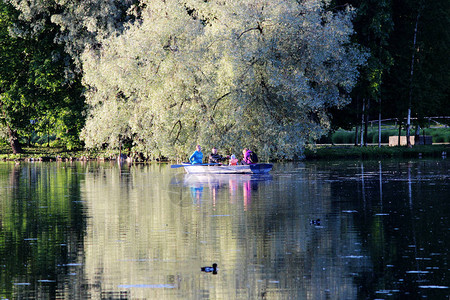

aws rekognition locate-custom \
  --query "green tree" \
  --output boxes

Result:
[0,1,84,153]
[330,0,394,146]
[7,0,140,69]
[384,0,450,144]
[81,0,367,159]
[331,0,450,146]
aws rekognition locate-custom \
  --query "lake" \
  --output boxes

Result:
[0,159,448,299]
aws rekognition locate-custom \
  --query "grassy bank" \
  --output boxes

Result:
[0,145,129,162]
[322,127,450,144]
[304,145,449,160]
[1,144,449,162]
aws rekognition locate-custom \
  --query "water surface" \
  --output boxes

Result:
[0,159,448,299]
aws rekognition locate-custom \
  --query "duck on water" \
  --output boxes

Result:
[201,263,218,274]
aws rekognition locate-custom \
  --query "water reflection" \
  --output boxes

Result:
[0,162,87,299]
[170,173,272,211]
[0,160,448,299]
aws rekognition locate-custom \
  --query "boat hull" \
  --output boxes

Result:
[183,163,272,174]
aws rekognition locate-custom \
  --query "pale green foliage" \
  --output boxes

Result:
[7,0,138,70]
[0,124,8,141]
[81,0,367,159]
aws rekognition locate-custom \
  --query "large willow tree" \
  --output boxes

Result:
[81,0,366,159]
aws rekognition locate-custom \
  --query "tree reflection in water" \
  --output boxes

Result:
[0,162,87,299]
[1,161,448,299]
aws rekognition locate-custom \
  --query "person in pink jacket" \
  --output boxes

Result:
[242,148,258,165]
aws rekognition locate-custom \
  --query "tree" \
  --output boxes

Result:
[81,0,367,159]
[329,0,449,147]
[382,0,450,145]
[2,0,140,152]
[0,1,84,153]
[330,0,393,147]
[7,0,140,69]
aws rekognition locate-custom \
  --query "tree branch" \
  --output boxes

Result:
[237,23,263,39]
[213,92,231,111]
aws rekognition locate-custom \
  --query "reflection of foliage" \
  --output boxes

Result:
[0,163,86,298]
[327,161,450,299]
[81,164,366,298]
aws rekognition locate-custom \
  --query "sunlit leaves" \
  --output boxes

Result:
[81,0,366,159]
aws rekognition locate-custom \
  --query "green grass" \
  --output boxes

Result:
[304,145,449,160]
[324,127,450,144]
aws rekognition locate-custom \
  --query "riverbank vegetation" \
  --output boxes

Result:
[304,144,449,160]
[322,126,450,145]
[1,142,448,162]
[1,0,449,160]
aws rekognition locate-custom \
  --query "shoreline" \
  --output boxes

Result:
[1,144,448,162]
[304,144,449,160]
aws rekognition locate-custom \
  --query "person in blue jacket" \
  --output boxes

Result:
[189,145,203,164]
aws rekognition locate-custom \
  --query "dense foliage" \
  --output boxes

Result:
[0,1,85,153]
[330,0,450,145]
[80,0,366,159]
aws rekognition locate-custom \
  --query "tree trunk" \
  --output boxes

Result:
[378,111,382,147]
[415,125,420,145]
[398,122,402,146]
[406,108,412,147]
[8,126,23,154]
[355,96,360,146]
[407,7,422,148]
[360,98,365,147]
[364,98,369,146]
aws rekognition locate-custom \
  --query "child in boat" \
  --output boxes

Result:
[229,154,238,166]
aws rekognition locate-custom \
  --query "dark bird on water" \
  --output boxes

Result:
[310,219,321,226]
[201,263,218,274]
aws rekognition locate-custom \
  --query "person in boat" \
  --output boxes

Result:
[189,145,203,164]
[208,147,228,164]
[242,148,258,165]
[229,154,238,166]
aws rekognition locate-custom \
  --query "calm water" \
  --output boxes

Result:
[0,159,448,299]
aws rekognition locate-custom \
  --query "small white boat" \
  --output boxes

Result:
[179,163,273,174]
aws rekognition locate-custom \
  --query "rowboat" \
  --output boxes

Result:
[173,163,273,174]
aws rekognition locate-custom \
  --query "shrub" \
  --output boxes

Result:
[331,131,346,144]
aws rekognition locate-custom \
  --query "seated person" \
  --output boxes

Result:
[229,154,238,166]
[189,145,203,164]
[242,148,258,165]
[208,147,227,164]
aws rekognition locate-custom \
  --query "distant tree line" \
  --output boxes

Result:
[329,0,450,147]
[0,0,448,157]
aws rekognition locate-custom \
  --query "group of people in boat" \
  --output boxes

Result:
[189,145,258,165]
